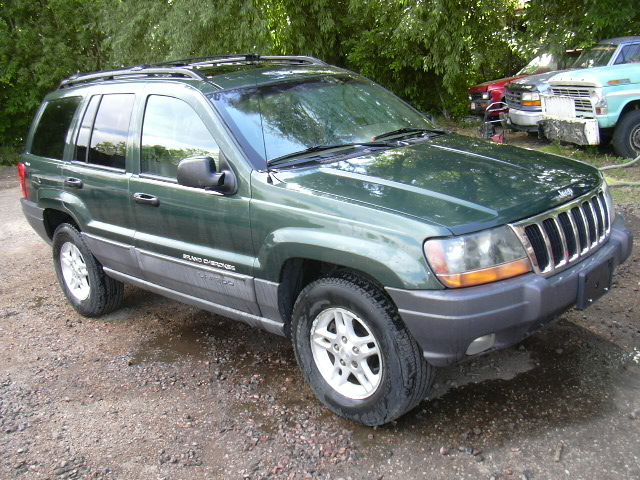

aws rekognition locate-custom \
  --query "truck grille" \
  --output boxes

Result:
[546,86,595,118]
[510,188,611,276]
[505,90,522,108]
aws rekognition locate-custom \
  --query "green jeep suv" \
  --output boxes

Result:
[19,55,633,426]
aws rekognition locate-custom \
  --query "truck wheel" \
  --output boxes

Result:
[291,274,434,426]
[52,223,124,317]
[612,110,640,159]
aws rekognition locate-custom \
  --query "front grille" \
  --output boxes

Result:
[510,188,611,275]
[547,86,595,117]
[505,90,522,108]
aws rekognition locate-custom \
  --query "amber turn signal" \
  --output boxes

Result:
[522,100,541,107]
[436,258,532,288]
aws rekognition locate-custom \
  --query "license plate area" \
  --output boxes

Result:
[577,259,613,310]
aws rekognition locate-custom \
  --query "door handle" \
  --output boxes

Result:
[64,177,83,189]
[133,192,160,207]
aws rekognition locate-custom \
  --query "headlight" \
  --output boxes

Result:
[521,92,540,101]
[424,226,531,288]
[481,92,490,100]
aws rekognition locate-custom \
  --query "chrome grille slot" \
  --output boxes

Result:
[571,207,588,251]
[582,201,597,245]
[510,188,611,276]
[557,212,577,258]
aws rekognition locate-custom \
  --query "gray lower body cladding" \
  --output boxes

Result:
[21,199,51,244]
[387,216,633,367]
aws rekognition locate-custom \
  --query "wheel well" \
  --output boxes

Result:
[620,100,640,117]
[43,209,79,239]
[277,258,388,337]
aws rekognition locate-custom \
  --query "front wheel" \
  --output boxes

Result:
[612,110,640,159]
[291,274,434,426]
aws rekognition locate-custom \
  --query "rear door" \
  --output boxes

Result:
[63,90,140,276]
[128,85,258,314]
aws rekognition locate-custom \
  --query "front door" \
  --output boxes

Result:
[129,92,258,314]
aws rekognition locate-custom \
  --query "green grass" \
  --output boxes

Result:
[0,146,21,166]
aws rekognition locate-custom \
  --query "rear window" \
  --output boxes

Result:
[87,94,135,170]
[30,97,81,159]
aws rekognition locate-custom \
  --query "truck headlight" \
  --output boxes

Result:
[521,92,540,101]
[482,92,490,100]
[521,92,541,106]
[424,226,531,288]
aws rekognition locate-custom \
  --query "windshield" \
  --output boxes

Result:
[210,75,434,165]
[571,44,617,69]
[517,53,558,75]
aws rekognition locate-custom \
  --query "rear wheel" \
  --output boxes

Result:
[291,274,434,426]
[612,110,640,159]
[52,223,124,317]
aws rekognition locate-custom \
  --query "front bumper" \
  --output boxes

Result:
[507,108,543,131]
[387,216,633,367]
[542,117,600,145]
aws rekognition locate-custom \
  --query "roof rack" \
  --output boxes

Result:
[155,54,327,68]
[58,54,327,89]
[58,66,207,89]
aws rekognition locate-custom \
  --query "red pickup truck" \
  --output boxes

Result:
[469,53,565,117]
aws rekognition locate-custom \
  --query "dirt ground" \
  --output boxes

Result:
[1,165,639,480]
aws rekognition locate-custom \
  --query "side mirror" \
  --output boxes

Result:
[176,156,237,194]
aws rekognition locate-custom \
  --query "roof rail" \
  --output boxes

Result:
[155,54,327,68]
[58,66,207,89]
[58,54,328,89]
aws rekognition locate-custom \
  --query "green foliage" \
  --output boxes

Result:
[0,0,107,146]
[1,0,639,146]
[0,146,20,165]
[521,0,640,57]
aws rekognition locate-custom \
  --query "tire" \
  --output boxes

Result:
[612,110,640,159]
[291,273,434,426]
[52,223,124,317]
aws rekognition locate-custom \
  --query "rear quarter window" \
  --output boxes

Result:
[30,96,82,159]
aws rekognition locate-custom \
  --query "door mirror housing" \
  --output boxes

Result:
[176,156,237,194]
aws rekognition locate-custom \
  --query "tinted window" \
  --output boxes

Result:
[74,95,100,162]
[141,95,219,178]
[88,94,135,169]
[615,43,640,64]
[31,97,81,159]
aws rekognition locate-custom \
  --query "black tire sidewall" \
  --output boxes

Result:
[613,110,640,159]
[292,279,413,422]
[52,224,105,316]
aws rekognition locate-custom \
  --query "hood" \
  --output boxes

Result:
[548,63,640,87]
[508,70,568,91]
[272,134,602,235]
[469,75,527,93]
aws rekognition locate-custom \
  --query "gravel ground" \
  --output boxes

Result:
[1,166,639,479]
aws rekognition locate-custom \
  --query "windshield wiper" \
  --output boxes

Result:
[372,127,445,141]
[267,142,390,167]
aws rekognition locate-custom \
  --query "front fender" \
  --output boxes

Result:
[256,227,443,290]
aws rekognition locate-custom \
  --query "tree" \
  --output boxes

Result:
[0,0,107,146]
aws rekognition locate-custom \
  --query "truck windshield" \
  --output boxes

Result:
[209,75,434,165]
[517,53,558,75]
[571,44,617,69]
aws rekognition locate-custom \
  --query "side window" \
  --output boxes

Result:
[30,96,81,159]
[616,44,640,64]
[88,94,135,169]
[141,95,220,179]
[74,95,101,162]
